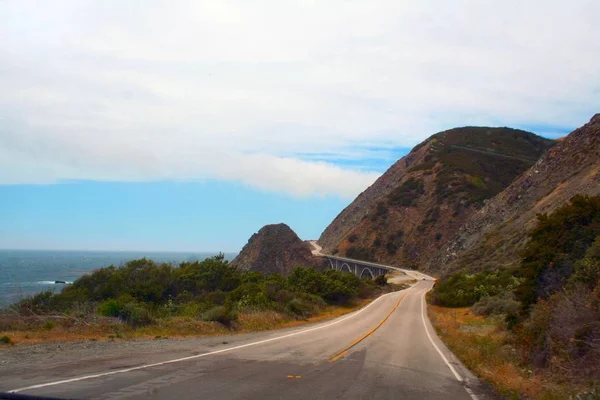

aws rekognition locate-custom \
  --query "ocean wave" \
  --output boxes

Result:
[36,280,73,285]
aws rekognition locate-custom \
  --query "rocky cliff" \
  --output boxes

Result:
[318,127,554,269]
[231,223,325,275]
[429,114,600,274]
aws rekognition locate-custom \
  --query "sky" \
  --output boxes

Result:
[1,1,599,252]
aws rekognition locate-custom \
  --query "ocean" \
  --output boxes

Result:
[0,250,237,307]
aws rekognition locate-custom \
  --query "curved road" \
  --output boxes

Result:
[2,281,485,399]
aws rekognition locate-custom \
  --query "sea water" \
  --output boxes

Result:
[0,250,236,307]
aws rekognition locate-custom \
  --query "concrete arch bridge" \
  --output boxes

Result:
[309,241,432,280]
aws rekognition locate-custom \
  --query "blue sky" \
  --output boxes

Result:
[1,1,599,251]
[0,181,354,252]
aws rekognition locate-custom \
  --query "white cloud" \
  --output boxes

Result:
[1,0,599,198]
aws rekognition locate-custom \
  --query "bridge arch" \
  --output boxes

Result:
[360,268,375,279]
[341,263,352,273]
[327,258,335,270]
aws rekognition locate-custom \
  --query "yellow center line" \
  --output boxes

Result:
[329,292,408,362]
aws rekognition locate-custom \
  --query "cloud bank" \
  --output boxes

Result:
[1,0,599,198]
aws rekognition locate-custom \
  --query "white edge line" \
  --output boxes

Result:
[465,387,480,400]
[420,291,480,400]
[10,287,415,393]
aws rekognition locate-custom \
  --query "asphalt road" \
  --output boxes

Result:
[2,281,485,399]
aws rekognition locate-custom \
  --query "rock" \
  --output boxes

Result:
[231,223,325,276]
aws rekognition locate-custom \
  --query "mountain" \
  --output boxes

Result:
[429,114,600,274]
[231,223,325,275]
[318,127,555,270]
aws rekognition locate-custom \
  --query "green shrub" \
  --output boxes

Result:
[387,178,424,207]
[228,282,272,311]
[287,298,318,317]
[515,195,600,312]
[42,321,56,331]
[120,302,154,327]
[345,245,375,261]
[0,335,13,345]
[287,267,362,305]
[371,202,389,222]
[7,253,391,332]
[176,302,202,318]
[98,299,121,317]
[12,290,56,315]
[202,306,238,326]
[569,237,600,290]
[432,270,523,307]
[471,292,520,317]
[374,275,387,286]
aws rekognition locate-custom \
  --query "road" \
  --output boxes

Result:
[1,281,485,400]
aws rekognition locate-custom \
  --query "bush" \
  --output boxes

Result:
[7,253,392,333]
[569,237,600,290]
[517,283,600,376]
[286,267,364,305]
[176,302,202,318]
[374,275,387,286]
[42,321,56,331]
[386,241,398,254]
[98,299,121,317]
[387,178,424,207]
[287,298,318,318]
[432,270,523,307]
[202,306,238,326]
[471,292,520,317]
[228,282,272,311]
[12,290,56,315]
[515,195,600,312]
[345,245,375,261]
[120,302,154,327]
[0,335,13,345]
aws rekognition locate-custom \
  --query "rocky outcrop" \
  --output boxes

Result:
[318,127,554,270]
[231,223,325,275]
[429,114,600,274]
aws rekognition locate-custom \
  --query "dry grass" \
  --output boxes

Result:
[427,305,591,399]
[0,300,371,347]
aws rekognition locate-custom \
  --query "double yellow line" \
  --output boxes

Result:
[329,292,408,362]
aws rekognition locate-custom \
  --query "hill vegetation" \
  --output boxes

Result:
[2,255,400,342]
[432,195,600,392]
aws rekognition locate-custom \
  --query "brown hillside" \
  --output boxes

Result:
[430,114,600,274]
[231,223,325,275]
[318,127,554,270]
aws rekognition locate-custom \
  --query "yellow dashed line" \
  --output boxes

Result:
[329,293,408,362]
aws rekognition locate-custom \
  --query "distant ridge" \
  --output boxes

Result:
[431,113,600,274]
[318,126,554,272]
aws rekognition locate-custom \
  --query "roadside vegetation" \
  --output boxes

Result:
[431,195,600,399]
[0,257,405,344]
